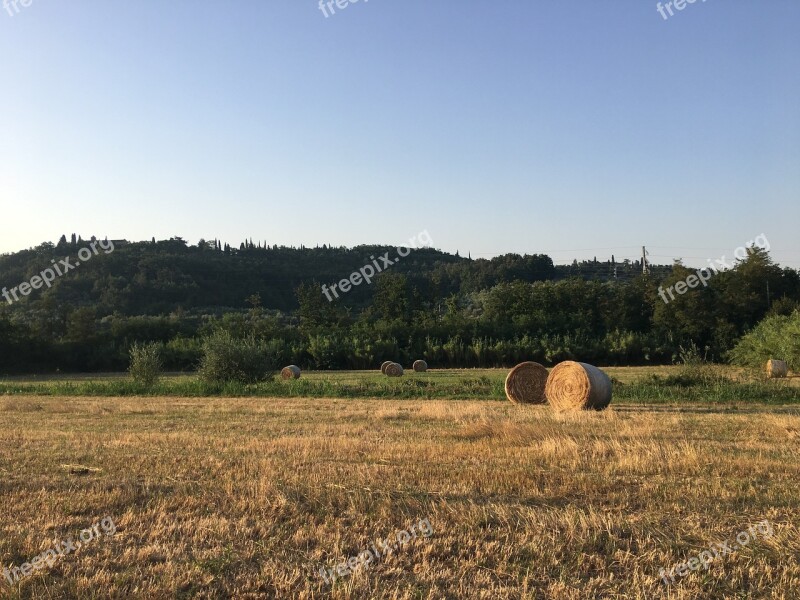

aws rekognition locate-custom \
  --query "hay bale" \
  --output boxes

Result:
[385,362,404,377]
[380,360,394,374]
[545,361,612,412]
[766,359,788,379]
[504,361,548,404]
[280,365,301,380]
[413,360,428,372]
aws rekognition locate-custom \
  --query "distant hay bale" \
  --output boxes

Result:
[766,359,788,379]
[504,361,548,404]
[385,362,404,377]
[380,361,394,374]
[545,361,612,412]
[280,365,301,380]
[413,360,428,372]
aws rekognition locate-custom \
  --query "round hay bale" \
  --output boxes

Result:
[385,362,404,377]
[545,361,612,412]
[504,361,548,404]
[766,359,788,379]
[413,360,428,372]
[280,365,301,380]
[380,360,393,374]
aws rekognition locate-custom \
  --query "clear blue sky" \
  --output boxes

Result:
[1,0,798,268]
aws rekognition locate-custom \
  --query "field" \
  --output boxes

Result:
[2,366,799,403]
[1,368,800,598]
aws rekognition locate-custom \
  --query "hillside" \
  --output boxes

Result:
[0,236,796,374]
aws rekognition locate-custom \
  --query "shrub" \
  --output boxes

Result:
[198,330,276,384]
[128,342,163,387]
[662,342,723,386]
[729,310,800,372]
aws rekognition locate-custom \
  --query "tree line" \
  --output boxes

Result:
[0,236,796,373]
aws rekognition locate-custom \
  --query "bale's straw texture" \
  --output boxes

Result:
[380,361,393,375]
[413,360,428,372]
[385,362,404,377]
[766,359,788,378]
[504,361,548,404]
[280,365,301,380]
[545,361,612,412]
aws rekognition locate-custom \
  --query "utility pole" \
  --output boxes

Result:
[642,246,649,275]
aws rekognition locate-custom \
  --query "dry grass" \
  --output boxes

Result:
[504,362,548,405]
[281,366,302,380]
[1,396,799,598]
[384,364,404,378]
[767,360,789,379]
[545,362,612,412]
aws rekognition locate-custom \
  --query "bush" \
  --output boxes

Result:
[128,342,163,387]
[662,342,724,386]
[198,330,276,384]
[728,310,800,372]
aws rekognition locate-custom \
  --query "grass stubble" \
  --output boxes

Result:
[1,393,799,598]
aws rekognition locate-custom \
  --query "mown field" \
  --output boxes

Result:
[1,368,799,598]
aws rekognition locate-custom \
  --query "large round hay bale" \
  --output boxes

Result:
[504,361,548,404]
[545,361,612,412]
[413,360,428,372]
[385,362,404,377]
[281,365,301,380]
[380,361,393,374]
[766,359,788,379]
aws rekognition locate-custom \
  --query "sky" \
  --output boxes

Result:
[0,0,798,269]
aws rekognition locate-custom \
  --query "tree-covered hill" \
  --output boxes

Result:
[0,235,655,315]
[0,235,796,373]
